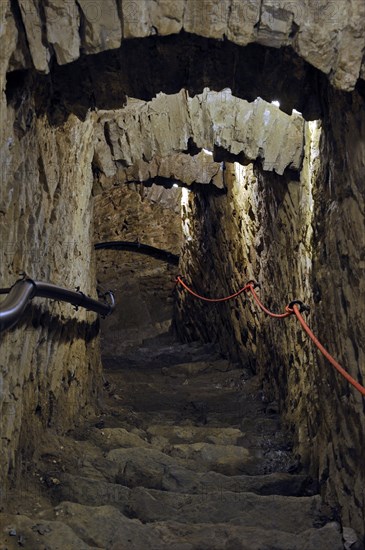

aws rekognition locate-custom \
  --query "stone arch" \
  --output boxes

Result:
[92,88,304,188]
[1,1,365,540]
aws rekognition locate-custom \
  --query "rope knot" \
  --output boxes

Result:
[246,280,260,289]
[287,300,310,314]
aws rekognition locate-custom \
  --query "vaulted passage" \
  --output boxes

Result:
[1,2,365,548]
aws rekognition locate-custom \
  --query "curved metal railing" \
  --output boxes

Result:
[94,241,180,265]
[0,278,115,333]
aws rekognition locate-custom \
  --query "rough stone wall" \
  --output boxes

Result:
[175,149,315,372]
[0,69,100,492]
[94,184,182,353]
[176,105,365,538]
[309,85,365,537]
[8,0,365,92]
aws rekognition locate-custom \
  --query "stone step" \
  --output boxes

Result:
[159,467,316,497]
[48,502,175,549]
[53,467,314,505]
[105,446,300,489]
[152,520,344,550]
[106,444,267,482]
[51,474,130,512]
[147,424,245,446]
[6,339,345,550]
[103,342,220,372]
[2,506,343,550]
[110,379,262,417]
[164,442,262,475]
[126,487,330,532]
[160,358,236,377]
[0,513,94,550]
[88,426,152,452]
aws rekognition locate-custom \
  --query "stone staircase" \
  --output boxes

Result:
[0,341,345,549]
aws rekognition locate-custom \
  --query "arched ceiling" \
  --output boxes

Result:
[7,0,365,92]
[3,1,364,126]
[93,89,304,185]
[94,148,225,189]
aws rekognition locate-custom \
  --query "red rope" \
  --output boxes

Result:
[176,276,365,397]
[291,305,365,396]
[246,284,292,319]
[176,276,250,303]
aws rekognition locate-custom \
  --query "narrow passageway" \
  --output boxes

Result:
[0,241,345,549]
[1,3,365,548]
[0,327,344,549]
[6,238,356,550]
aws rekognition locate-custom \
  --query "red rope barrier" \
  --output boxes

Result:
[291,305,365,397]
[176,276,365,397]
[246,284,292,319]
[176,276,250,303]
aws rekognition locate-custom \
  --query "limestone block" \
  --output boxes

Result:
[159,152,222,186]
[123,152,221,186]
[183,0,229,39]
[77,0,122,54]
[45,0,80,65]
[149,0,184,35]
[119,0,152,38]
[330,24,365,91]
[120,0,184,38]
[227,0,260,46]
[147,90,191,157]
[292,0,362,88]
[18,0,51,73]
[256,2,294,47]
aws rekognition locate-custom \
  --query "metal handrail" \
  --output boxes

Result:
[94,241,180,265]
[0,278,115,333]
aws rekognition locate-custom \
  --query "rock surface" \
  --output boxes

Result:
[0,338,345,549]
[6,0,365,91]
[95,90,304,176]
[0,75,101,495]
[175,101,365,540]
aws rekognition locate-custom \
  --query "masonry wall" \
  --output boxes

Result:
[176,101,365,538]
[0,81,101,492]
[309,84,365,535]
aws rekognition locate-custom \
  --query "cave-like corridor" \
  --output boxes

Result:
[0,2,365,549]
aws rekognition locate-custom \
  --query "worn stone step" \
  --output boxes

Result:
[8,337,343,550]
[107,447,201,487]
[127,487,330,531]
[161,358,237,377]
[152,520,344,550]
[106,444,266,482]
[103,342,220,372]
[0,513,94,550]
[165,442,261,475]
[50,502,175,549]
[111,381,261,418]
[52,467,313,514]
[147,424,245,446]
[51,473,130,512]
[160,467,316,497]
[88,426,152,452]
